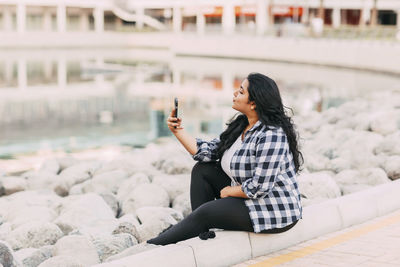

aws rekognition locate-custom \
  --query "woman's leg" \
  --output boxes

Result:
[190,162,232,211]
[146,196,253,245]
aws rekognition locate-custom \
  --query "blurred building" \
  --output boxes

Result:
[0,0,399,35]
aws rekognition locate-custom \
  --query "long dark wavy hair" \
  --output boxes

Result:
[216,72,303,173]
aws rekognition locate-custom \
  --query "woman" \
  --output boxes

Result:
[147,72,303,245]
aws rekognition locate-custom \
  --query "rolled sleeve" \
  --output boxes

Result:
[241,132,285,199]
[192,138,220,162]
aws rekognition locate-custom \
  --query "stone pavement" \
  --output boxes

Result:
[234,209,400,267]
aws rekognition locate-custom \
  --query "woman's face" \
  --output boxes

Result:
[232,79,253,113]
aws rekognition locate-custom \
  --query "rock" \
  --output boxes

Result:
[0,177,27,195]
[369,110,400,135]
[56,156,79,171]
[151,145,195,175]
[334,131,384,169]
[37,255,84,267]
[152,174,190,202]
[77,170,128,195]
[56,161,101,194]
[0,223,12,241]
[22,171,59,192]
[100,193,120,217]
[95,155,153,177]
[105,242,160,262]
[92,233,136,262]
[136,207,183,230]
[15,246,52,267]
[359,168,391,185]
[333,170,361,187]
[297,172,341,199]
[327,157,351,173]
[136,223,165,243]
[0,181,4,197]
[54,193,115,235]
[39,159,60,175]
[374,131,400,156]
[116,174,150,203]
[0,191,62,229]
[6,222,63,250]
[117,214,140,227]
[381,155,400,180]
[303,152,330,172]
[341,184,373,195]
[172,192,191,218]
[7,206,57,229]
[120,184,169,216]
[0,241,18,267]
[53,235,99,266]
[2,190,62,212]
[112,222,140,241]
[334,168,390,186]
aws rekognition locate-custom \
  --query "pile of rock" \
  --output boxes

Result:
[0,143,195,266]
[295,94,400,205]
[0,94,399,266]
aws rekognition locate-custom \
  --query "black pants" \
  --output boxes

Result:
[146,162,296,245]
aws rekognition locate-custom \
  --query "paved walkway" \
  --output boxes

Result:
[234,209,400,267]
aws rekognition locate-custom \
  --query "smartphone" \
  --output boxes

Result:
[174,97,178,118]
[174,97,178,128]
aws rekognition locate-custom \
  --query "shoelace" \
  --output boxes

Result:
[198,230,216,240]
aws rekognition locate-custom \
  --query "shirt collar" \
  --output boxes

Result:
[247,120,262,133]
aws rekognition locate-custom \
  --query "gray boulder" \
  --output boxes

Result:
[54,193,115,235]
[92,233,137,262]
[297,172,341,199]
[7,206,57,229]
[374,131,400,156]
[55,161,101,195]
[53,235,99,266]
[75,170,128,196]
[112,222,140,241]
[152,174,190,202]
[0,223,11,241]
[39,159,60,175]
[172,192,191,218]
[100,193,119,217]
[381,155,400,180]
[0,241,18,267]
[120,183,169,216]
[15,246,52,267]
[0,177,27,196]
[116,173,150,203]
[136,207,183,229]
[6,222,63,250]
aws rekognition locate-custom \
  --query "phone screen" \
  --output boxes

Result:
[174,97,178,118]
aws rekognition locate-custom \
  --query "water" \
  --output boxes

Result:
[0,48,399,157]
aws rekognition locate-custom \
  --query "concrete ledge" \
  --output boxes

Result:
[177,230,252,267]
[96,180,400,267]
[92,244,196,267]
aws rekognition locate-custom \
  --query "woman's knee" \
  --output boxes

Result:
[189,201,212,223]
[191,162,214,180]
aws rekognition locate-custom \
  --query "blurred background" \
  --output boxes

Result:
[0,0,399,170]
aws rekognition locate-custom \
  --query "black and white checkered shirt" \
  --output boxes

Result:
[193,120,302,233]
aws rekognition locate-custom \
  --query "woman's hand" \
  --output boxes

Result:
[166,109,183,133]
[221,185,249,199]
[220,186,232,198]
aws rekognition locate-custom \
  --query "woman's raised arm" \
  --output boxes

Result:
[166,108,197,156]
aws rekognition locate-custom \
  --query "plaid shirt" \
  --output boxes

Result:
[193,121,302,233]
